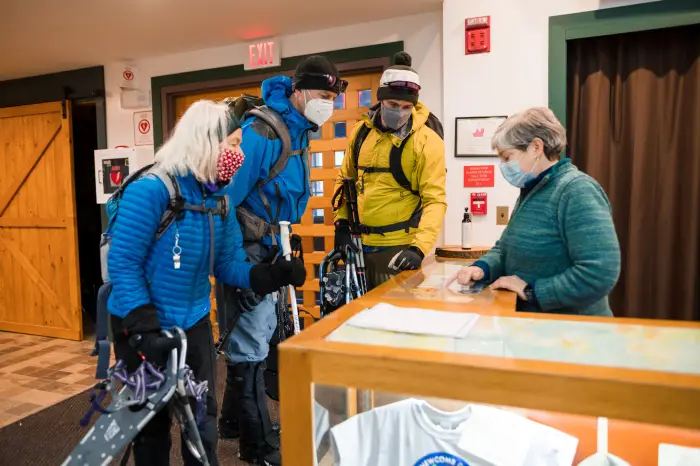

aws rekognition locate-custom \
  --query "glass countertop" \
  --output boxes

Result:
[326,311,700,376]
[383,261,493,303]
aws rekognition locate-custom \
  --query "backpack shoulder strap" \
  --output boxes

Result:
[387,113,444,195]
[148,167,184,239]
[424,112,444,140]
[351,123,372,170]
[247,106,293,186]
[389,136,417,195]
[150,168,180,200]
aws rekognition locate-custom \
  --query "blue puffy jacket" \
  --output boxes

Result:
[107,172,253,330]
[229,76,313,242]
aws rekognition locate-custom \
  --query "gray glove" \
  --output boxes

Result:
[235,288,262,313]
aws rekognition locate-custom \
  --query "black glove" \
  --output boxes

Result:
[388,247,424,272]
[334,220,354,251]
[122,304,167,368]
[250,256,307,296]
[235,288,262,312]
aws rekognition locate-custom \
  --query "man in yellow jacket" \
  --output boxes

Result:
[333,52,447,290]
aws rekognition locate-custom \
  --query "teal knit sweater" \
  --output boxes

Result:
[476,159,621,316]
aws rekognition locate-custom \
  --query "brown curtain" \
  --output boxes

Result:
[567,24,700,321]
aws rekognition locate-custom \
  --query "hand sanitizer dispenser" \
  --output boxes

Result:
[462,207,473,250]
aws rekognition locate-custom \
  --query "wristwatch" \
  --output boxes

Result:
[523,284,536,303]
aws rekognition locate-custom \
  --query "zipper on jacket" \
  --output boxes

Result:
[274,182,283,224]
[509,174,552,226]
[186,187,208,328]
[295,132,309,223]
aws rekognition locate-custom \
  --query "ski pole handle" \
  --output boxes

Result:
[280,221,293,258]
[279,221,301,335]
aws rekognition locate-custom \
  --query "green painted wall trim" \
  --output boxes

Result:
[151,41,404,148]
[549,0,700,128]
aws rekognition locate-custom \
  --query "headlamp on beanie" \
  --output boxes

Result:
[377,52,421,105]
[292,55,347,94]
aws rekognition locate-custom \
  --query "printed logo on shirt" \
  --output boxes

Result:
[413,452,470,466]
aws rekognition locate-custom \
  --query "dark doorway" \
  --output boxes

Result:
[71,101,104,333]
[567,23,700,321]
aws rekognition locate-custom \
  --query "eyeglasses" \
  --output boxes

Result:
[385,81,421,92]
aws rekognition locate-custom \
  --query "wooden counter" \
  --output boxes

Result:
[279,256,700,465]
[436,245,490,260]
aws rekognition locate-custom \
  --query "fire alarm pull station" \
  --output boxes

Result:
[471,192,488,215]
[465,16,491,55]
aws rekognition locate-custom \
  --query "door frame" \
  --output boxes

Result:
[548,0,700,128]
[152,41,404,147]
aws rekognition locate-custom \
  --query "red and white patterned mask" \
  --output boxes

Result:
[217,148,244,183]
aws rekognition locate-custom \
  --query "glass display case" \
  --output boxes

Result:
[278,260,700,466]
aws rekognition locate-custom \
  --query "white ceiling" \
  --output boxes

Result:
[0,0,442,80]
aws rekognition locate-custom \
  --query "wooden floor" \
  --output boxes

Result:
[0,331,102,428]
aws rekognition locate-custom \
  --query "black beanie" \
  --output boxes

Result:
[377,52,421,104]
[292,55,344,93]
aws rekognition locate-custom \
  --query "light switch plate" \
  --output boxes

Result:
[496,206,509,225]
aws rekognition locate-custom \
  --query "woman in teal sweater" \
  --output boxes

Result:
[449,107,620,316]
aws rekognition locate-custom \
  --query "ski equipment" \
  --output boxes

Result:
[64,328,211,466]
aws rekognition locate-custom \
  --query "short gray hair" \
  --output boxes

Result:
[491,107,567,159]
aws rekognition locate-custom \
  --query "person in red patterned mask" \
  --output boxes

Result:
[105,100,305,466]
[217,128,245,184]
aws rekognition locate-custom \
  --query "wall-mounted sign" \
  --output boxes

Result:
[455,116,507,157]
[464,165,495,187]
[245,38,281,70]
[133,111,153,146]
[120,65,139,90]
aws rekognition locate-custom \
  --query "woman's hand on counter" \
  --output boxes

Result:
[489,275,527,300]
[446,266,485,287]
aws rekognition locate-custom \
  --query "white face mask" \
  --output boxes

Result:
[302,90,334,126]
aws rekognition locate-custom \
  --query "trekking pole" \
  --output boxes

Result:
[279,221,301,335]
[343,179,367,295]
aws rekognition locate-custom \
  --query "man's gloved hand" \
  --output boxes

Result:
[122,304,166,368]
[334,220,354,251]
[388,247,425,272]
[235,288,262,312]
[250,256,307,296]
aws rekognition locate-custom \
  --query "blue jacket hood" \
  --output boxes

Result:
[261,76,312,136]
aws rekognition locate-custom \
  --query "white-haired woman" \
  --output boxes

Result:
[448,107,620,316]
[106,100,306,466]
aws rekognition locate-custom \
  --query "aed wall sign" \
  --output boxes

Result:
[245,38,281,70]
[464,165,495,187]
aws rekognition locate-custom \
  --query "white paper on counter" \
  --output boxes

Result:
[346,303,479,338]
[659,443,700,466]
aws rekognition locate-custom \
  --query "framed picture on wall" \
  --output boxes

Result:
[455,116,507,157]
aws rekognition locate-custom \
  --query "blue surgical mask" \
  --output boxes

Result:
[499,155,541,188]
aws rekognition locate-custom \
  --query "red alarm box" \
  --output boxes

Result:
[465,16,491,55]
[470,192,487,215]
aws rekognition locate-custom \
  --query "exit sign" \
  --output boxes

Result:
[245,38,281,70]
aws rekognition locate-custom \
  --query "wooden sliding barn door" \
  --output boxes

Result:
[0,102,82,340]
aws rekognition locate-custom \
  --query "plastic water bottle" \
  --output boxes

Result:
[461,207,473,250]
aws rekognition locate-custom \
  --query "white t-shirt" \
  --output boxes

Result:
[329,399,577,466]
